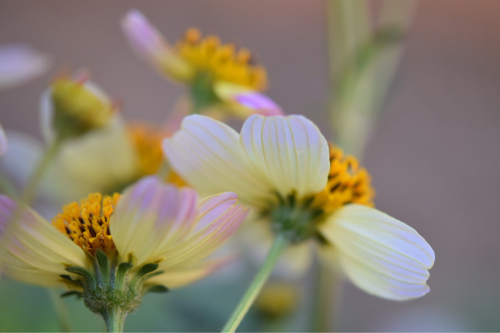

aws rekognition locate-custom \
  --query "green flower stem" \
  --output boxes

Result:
[48,289,73,332]
[312,264,340,332]
[103,309,126,333]
[221,233,290,333]
[20,137,61,205]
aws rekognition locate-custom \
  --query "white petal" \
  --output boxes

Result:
[0,123,7,155]
[121,9,193,82]
[163,115,273,207]
[110,176,198,266]
[0,195,87,287]
[0,44,50,89]
[240,115,330,199]
[318,204,435,300]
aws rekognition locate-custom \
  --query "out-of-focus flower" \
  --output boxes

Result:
[41,72,115,142]
[1,72,185,205]
[0,44,49,89]
[121,10,283,119]
[163,114,435,300]
[255,282,300,319]
[0,176,248,328]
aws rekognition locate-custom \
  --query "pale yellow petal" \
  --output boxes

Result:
[318,204,435,300]
[110,176,198,265]
[0,195,87,286]
[240,115,330,199]
[163,115,273,207]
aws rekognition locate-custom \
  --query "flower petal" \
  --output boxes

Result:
[0,44,49,89]
[163,115,273,207]
[240,115,330,199]
[110,176,198,266]
[0,123,7,156]
[121,9,194,82]
[213,81,284,117]
[318,204,435,300]
[154,192,248,270]
[148,257,230,289]
[0,195,87,287]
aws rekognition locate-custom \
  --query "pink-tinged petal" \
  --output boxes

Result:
[318,204,435,300]
[121,9,193,82]
[0,123,7,156]
[163,115,273,207]
[155,192,248,270]
[213,82,284,117]
[240,115,330,199]
[110,176,198,265]
[0,195,87,287]
[0,44,50,89]
[150,257,233,289]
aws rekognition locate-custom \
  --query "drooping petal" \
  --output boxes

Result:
[163,115,273,207]
[213,81,284,117]
[318,204,435,300]
[121,9,194,82]
[240,115,330,199]
[110,176,198,266]
[0,123,7,156]
[155,192,248,270]
[0,44,50,89]
[148,257,231,288]
[0,195,87,287]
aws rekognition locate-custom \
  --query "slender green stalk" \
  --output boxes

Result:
[312,264,340,332]
[48,289,73,332]
[103,309,126,333]
[221,234,290,333]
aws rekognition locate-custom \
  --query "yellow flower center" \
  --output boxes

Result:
[313,142,375,214]
[51,78,114,138]
[127,122,186,186]
[52,193,120,256]
[176,28,267,91]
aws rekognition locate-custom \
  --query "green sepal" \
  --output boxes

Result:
[61,291,83,298]
[115,262,133,291]
[95,249,110,286]
[145,285,169,294]
[136,263,159,279]
[66,266,96,291]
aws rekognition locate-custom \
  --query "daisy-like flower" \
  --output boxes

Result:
[163,114,435,302]
[121,9,283,119]
[0,176,248,331]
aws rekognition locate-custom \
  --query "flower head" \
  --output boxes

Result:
[163,114,435,300]
[121,10,282,118]
[0,176,247,320]
[41,72,115,141]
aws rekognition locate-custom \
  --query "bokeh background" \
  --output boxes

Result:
[1,0,500,331]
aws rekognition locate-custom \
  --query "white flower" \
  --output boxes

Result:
[163,114,435,300]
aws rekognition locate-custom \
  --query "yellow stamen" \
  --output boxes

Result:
[127,122,186,186]
[313,143,375,214]
[52,193,120,255]
[176,27,267,91]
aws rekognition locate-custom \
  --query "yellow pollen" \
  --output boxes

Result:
[127,122,186,186]
[52,192,120,255]
[313,143,375,214]
[176,27,267,91]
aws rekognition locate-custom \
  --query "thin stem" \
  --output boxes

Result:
[48,289,73,332]
[312,264,339,332]
[221,233,290,333]
[103,309,126,333]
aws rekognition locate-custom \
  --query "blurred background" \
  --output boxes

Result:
[1,0,500,331]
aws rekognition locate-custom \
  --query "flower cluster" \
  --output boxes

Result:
[0,7,435,333]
